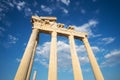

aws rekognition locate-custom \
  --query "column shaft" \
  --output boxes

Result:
[82,37,104,80]
[14,28,39,80]
[69,35,83,80]
[26,40,38,80]
[32,71,37,80]
[48,31,57,80]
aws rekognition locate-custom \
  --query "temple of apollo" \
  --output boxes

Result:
[14,16,104,80]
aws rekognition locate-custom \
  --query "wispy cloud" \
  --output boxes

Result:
[34,58,49,68]
[0,1,10,20]
[0,0,34,18]
[101,37,115,44]
[60,0,70,6]
[0,0,71,19]
[41,5,53,14]
[16,58,21,62]
[105,50,120,59]
[24,7,33,16]
[74,20,101,37]
[8,35,18,44]
[0,27,5,36]
[15,1,26,11]
[62,8,69,14]
[35,40,100,71]
[3,34,18,48]
[101,49,120,67]
[2,34,19,48]
[8,2,14,7]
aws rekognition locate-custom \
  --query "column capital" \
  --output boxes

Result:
[81,35,89,43]
[51,31,57,37]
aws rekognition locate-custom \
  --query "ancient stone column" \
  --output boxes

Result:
[33,71,37,80]
[82,36,104,80]
[14,28,39,80]
[26,40,38,80]
[48,31,57,80]
[69,35,83,80]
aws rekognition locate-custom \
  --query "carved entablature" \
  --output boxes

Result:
[31,16,88,38]
[32,16,57,23]
[67,26,75,30]
[32,16,57,27]
[57,23,64,28]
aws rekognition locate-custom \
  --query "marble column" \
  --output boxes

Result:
[14,28,39,80]
[33,71,37,80]
[48,31,57,80]
[82,36,104,80]
[26,40,38,80]
[69,35,83,80]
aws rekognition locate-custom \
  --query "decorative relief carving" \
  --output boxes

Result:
[68,26,75,30]
[57,23,64,28]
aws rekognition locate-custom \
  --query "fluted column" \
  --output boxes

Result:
[14,28,39,80]
[82,36,104,80]
[48,31,57,80]
[69,35,83,80]
[33,71,37,80]
[26,40,38,80]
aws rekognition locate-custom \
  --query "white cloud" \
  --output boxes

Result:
[0,27,5,36]
[102,37,115,44]
[35,40,100,71]
[24,7,32,16]
[1,1,14,8]
[101,49,120,67]
[34,58,48,68]
[58,5,69,14]
[36,42,50,59]
[60,0,70,6]
[79,56,89,63]
[8,2,14,7]
[16,58,21,62]
[76,45,100,53]
[74,20,100,37]
[105,50,120,59]
[8,34,18,44]
[91,46,100,52]
[41,5,53,14]
[3,39,18,48]
[0,1,9,20]
[62,8,68,14]
[16,1,26,11]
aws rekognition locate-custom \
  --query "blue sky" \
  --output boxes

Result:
[0,0,120,80]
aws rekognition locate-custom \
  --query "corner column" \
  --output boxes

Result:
[69,35,83,80]
[26,39,38,80]
[48,31,57,80]
[82,36,104,80]
[14,28,39,80]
